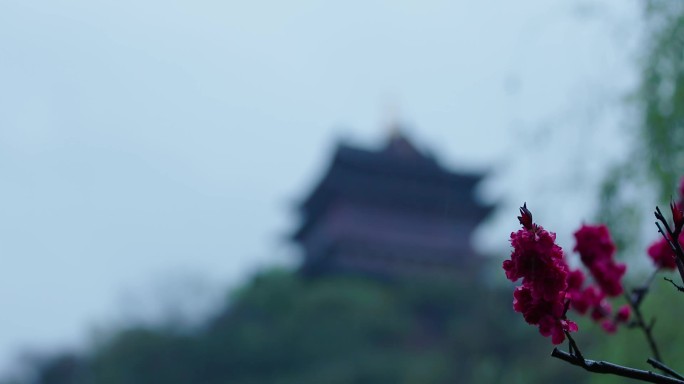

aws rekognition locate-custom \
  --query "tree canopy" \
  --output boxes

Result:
[8,269,589,384]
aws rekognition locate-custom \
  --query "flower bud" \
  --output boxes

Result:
[518,203,534,230]
[616,305,631,323]
[671,200,684,234]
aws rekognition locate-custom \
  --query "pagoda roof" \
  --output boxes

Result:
[293,133,493,241]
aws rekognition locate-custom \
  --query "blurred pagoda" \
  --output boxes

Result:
[292,128,492,278]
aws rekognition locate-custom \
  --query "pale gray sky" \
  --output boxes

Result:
[0,0,640,373]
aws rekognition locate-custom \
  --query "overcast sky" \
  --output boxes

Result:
[0,0,641,374]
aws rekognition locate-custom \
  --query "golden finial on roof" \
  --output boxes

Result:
[383,97,404,139]
[388,123,403,139]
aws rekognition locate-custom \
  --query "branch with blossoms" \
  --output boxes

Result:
[503,179,684,383]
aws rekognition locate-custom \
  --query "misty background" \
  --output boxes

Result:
[0,0,646,380]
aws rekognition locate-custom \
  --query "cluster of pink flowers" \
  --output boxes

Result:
[566,267,630,333]
[506,178,684,347]
[503,205,577,344]
[564,225,629,333]
[504,205,631,344]
[573,225,626,297]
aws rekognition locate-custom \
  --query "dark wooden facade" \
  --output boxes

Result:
[292,132,492,278]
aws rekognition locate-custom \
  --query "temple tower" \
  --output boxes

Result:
[292,131,492,278]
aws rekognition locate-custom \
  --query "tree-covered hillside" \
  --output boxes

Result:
[7,268,590,384]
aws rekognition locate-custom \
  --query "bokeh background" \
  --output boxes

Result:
[3,1,684,383]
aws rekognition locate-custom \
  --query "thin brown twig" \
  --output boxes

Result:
[664,277,684,292]
[648,358,684,381]
[655,207,684,287]
[625,283,663,363]
[552,349,684,384]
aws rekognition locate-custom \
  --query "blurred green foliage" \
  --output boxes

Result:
[12,268,591,384]
[638,2,684,198]
[598,1,684,253]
